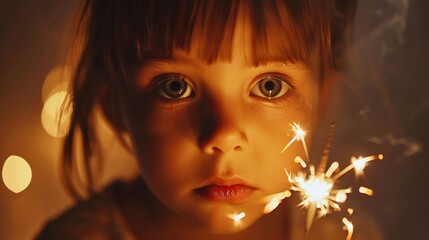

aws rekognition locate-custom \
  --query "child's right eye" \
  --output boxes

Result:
[153,74,195,100]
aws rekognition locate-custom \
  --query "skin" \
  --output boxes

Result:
[117,6,329,239]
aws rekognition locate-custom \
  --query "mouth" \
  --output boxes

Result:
[195,178,256,204]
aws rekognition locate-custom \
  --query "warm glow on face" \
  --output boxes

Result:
[41,91,71,138]
[2,155,32,193]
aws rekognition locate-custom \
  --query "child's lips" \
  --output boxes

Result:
[195,184,255,204]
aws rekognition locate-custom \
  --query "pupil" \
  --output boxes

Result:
[170,81,182,92]
[264,81,275,91]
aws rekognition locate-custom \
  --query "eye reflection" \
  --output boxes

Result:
[154,74,194,99]
[250,75,291,99]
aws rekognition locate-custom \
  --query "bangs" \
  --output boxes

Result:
[134,0,331,66]
[79,0,350,80]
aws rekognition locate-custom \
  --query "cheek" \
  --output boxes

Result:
[124,102,202,194]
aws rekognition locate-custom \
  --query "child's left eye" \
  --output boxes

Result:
[153,74,194,100]
[250,75,291,99]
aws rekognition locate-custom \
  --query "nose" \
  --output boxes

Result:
[198,104,248,155]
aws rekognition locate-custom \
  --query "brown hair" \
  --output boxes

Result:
[63,0,356,199]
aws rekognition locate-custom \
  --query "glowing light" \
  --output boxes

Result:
[347,208,354,215]
[281,122,309,160]
[325,161,339,177]
[41,91,72,138]
[283,123,382,239]
[342,217,354,240]
[263,191,291,214]
[287,169,351,219]
[332,154,383,181]
[294,156,307,168]
[227,212,245,225]
[335,191,348,203]
[359,186,374,196]
[2,155,32,193]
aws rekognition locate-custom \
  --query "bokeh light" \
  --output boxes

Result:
[2,155,32,193]
[41,90,71,138]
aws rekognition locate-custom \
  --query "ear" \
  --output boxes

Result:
[98,84,128,133]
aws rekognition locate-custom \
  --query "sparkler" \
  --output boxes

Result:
[285,123,382,239]
[224,122,382,240]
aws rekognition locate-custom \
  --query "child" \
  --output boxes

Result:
[37,0,380,239]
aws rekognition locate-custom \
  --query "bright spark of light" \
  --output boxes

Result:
[227,212,246,225]
[332,154,383,181]
[281,122,309,160]
[263,191,292,214]
[347,208,354,215]
[342,217,354,240]
[325,162,339,177]
[286,169,351,218]
[283,123,382,239]
[359,186,374,196]
[294,156,307,168]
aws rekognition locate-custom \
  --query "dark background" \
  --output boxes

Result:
[1,0,428,239]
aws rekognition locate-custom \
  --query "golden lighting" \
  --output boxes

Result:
[41,90,71,138]
[347,208,354,215]
[2,155,32,193]
[358,186,374,196]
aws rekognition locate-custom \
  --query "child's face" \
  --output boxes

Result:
[120,10,323,234]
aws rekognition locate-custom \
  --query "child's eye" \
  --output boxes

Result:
[153,74,194,99]
[250,75,291,99]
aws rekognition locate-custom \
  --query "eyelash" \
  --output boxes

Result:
[248,73,296,107]
[149,72,296,108]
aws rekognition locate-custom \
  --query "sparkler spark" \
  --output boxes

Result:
[283,123,382,239]
[263,190,292,214]
[281,122,309,160]
[359,186,374,196]
[342,217,354,240]
[227,212,246,225]
[222,122,381,239]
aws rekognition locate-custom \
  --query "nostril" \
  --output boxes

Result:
[233,146,242,151]
[210,147,222,154]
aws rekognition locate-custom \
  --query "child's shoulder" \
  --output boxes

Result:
[35,179,137,240]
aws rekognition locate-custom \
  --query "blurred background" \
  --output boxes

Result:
[0,0,428,239]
